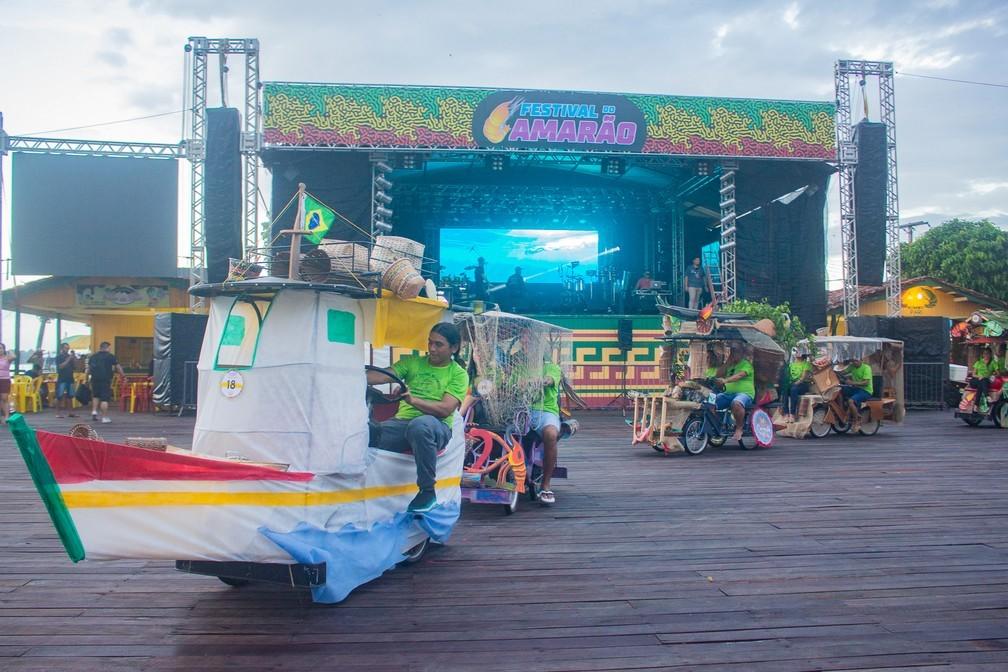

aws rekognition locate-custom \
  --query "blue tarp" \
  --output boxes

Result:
[260,501,460,603]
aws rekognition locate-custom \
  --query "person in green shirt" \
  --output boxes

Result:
[366,322,468,513]
[970,348,997,411]
[840,357,874,432]
[714,345,755,442]
[994,343,1007,376]
[783,350,813,423]
[526,360,563,505]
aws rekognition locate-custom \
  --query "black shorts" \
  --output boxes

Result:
[91,378,112,402]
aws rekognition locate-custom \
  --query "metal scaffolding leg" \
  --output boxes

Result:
[188,39,208,311]
[718,170,736,304]
[835,62,859,319]
[879,66,902,317]
[242,39,261,259]
[835,59,901,319]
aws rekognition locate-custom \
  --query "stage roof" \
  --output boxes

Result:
[262,82,836,161]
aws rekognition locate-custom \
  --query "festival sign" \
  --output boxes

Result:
[76,284,170,309]
[471,91,646,152]
[263,82,835,160]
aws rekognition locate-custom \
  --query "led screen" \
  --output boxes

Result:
[439,228,599,284]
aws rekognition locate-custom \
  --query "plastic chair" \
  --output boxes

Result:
[13,377,42,413]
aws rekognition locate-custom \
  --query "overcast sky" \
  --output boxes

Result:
[1,0,1006,348]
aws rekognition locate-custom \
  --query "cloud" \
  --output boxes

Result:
[967,180,1008,195]
[95,50,127,68]
[711,23,730,52]
[105,27,133,45]
[782,2,800,29]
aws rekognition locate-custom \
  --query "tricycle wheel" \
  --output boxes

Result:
[401,538,429,564]
[832,413,852,434]
[682,417,709,455]
[809,407,831,438]
[217,576,250,587]
[858,409,880,436]
[993,402,1008,428]
[961,414,984,427]
[503,487,519,515]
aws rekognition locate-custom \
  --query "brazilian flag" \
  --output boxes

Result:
[303,194,336,244]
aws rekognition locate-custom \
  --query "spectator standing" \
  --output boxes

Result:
[0,344,14,422]
[684,256,715,310]
[55,343,78,418]
[88,341,124,423]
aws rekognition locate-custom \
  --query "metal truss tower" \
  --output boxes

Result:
[185,37,261,309]
[835,60,902,318]
[718,169,737,303]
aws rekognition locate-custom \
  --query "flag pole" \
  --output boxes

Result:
[288,182,306,280]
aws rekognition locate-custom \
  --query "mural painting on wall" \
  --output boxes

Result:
[76,285,170,309]
[263,83,836,160]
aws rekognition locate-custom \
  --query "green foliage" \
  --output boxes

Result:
[722,299,809,353]
[900,219,1008,301]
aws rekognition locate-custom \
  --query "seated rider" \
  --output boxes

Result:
[783,350,813,424]
[840,356,874,431]
[527,358,563,506]
[704,343,723,383]
[970,348,998,412]
[366,323,468,513]
[714,345,755,443]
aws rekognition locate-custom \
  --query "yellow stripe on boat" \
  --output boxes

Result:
[62,476,462,509]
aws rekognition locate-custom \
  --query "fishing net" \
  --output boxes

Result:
[458,311,572,430]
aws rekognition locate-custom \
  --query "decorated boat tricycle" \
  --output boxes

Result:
[784,336,905,438]
[456,310,577,512]
[631,302,784,455]
[950,310,1007,427]
[8,274,470,603]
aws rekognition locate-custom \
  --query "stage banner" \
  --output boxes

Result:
[76,284,171,309]
[263,83,835,160]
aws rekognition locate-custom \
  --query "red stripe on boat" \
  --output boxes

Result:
[37,431,314,484]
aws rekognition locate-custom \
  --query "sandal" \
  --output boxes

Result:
[539,490,556,506]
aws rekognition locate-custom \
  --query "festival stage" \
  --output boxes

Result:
[260,83,836,332]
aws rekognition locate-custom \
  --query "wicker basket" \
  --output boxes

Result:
[300,242,371,283]
[382,258,425,299]
[370,236,425,272]
[125,437,168,451]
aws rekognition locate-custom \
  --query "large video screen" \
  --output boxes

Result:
[439,228,599,284]
[11,153,179,277]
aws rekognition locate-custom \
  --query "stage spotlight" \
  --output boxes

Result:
[375,191,393,205]
[374,161,393,173]
[696,161,709,176]
[398,153,423,170]
[375,175,393,191]
[602,157,625,176]
[375,206,393,219]
[485,154,508,171]
[373,220,393,233]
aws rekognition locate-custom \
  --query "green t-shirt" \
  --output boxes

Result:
[724,359,755,397]
[391,354,468,425]
[995,356,1005,373]
[973,358,997,379]
[704,366,719,379]
[789,360,811,383]
[847,362,873,395]
[530,363,562,416]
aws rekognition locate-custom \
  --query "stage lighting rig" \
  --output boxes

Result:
[374,161,393,173]
[602,157,625,176]
[696,161,709,176]
[375,191,393,205]
[375,175,393,191]
[485,154,508,171]
[397,153,424,170]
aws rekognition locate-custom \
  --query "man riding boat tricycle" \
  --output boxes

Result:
[631,302,784,455]
[950,310,1007,427]
[456,311,577,511]
[785,336,905,438]
[6,187,478,603]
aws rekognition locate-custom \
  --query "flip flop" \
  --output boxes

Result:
[539,490,555,506]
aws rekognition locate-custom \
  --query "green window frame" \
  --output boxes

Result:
[214,295,274,370]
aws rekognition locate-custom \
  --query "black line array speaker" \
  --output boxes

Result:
[617,319,634,351]
[204,107,243,284]
[153,313,208,407]
[853,120,888,286]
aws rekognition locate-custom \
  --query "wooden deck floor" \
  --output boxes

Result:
[2,408,1007,671]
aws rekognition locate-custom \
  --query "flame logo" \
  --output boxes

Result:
[482,96,524,144]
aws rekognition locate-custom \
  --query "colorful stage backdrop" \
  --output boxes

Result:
[263,83,835,160]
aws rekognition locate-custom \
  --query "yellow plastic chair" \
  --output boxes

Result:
[18,377,44,413]
[11,376,35,413]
